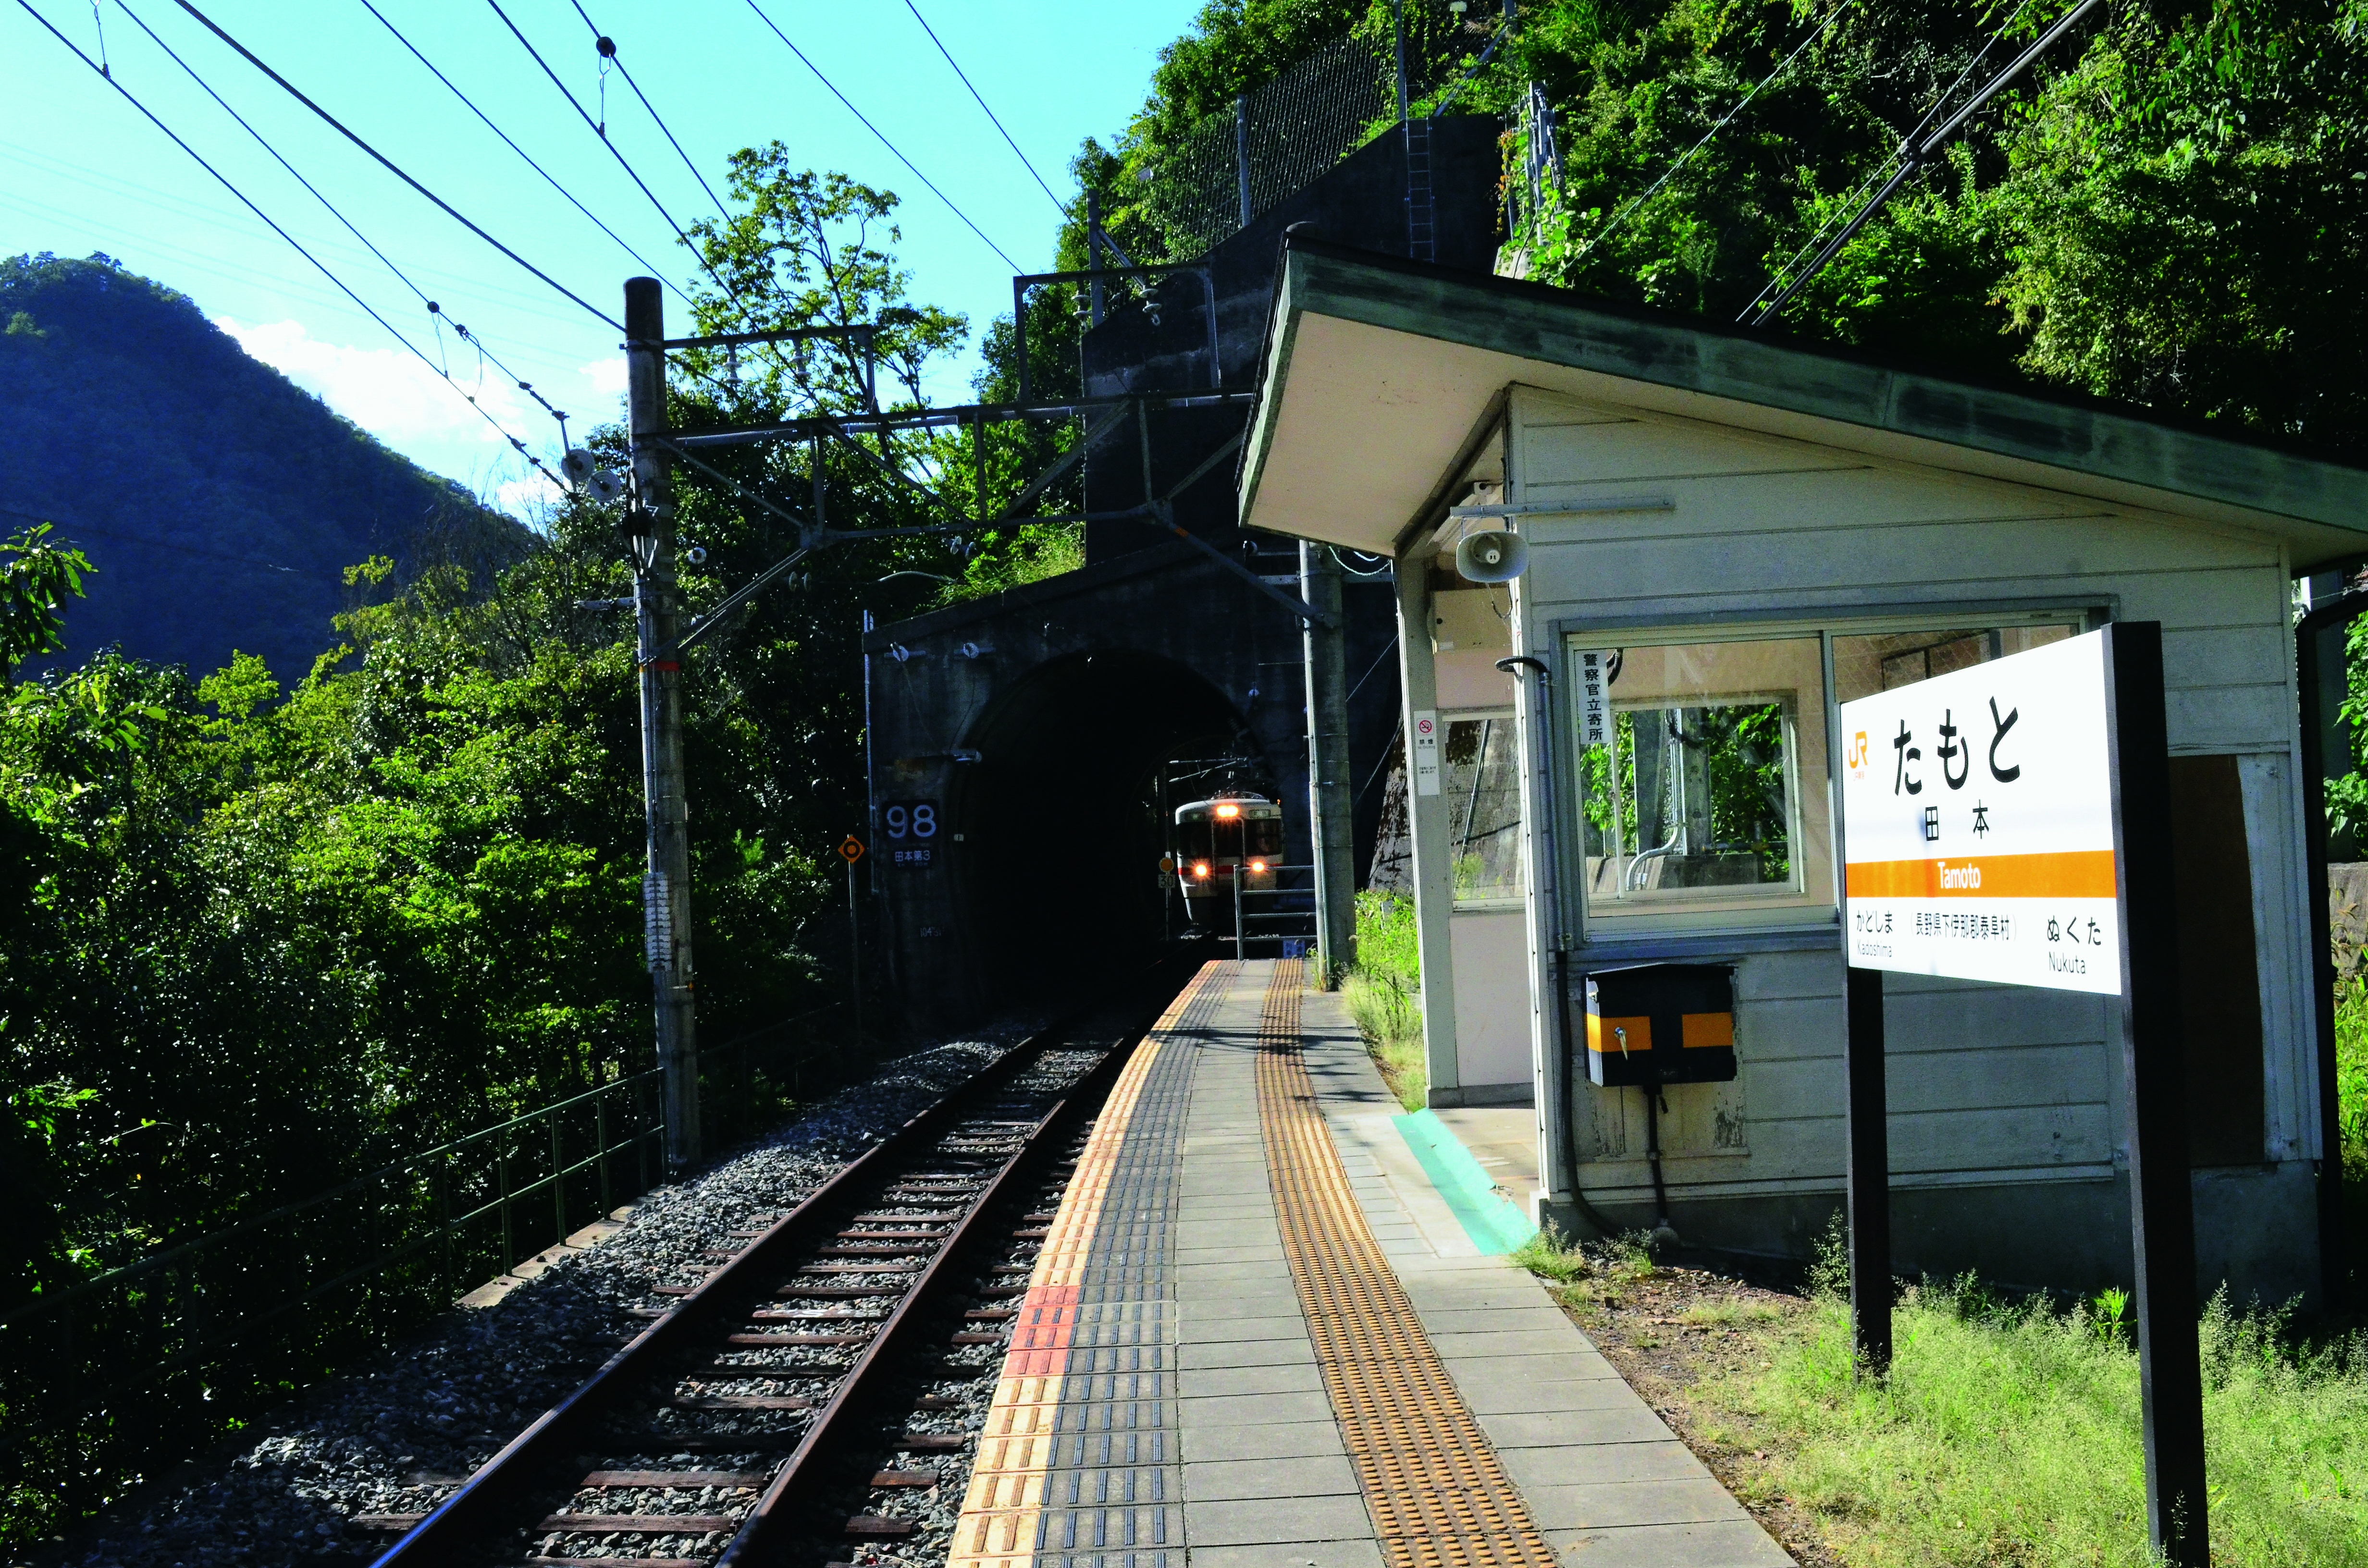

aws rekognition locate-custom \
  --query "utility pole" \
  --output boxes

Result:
[1301,541,1355,986]
[626,276,699,1174]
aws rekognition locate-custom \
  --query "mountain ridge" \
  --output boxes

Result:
[0,251,531,682]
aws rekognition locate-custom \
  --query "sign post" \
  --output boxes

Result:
[839,835,866,1046]
[1836,623,2205,1565]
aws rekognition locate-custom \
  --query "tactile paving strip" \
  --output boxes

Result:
[1256,960,1559,1568]
[948,962,1226,1568]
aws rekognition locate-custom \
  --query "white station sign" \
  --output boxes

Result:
[1838,629,2121,995]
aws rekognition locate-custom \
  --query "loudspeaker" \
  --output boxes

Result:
[1454,529,1528,583]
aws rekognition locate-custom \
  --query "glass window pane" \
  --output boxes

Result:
[1831,624,2074,703]
[1443,714,1525,906]
[1571,636,1830,924]
[1248,817,1284,858]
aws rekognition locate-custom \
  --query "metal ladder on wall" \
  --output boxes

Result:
[1405,115,1436,262]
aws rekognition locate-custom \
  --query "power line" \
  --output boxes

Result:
[479,0,799,410]
[1741,0,2065,322]
[113,0,577,451]
[352,0,693,303]
[1570,0,1853,265]
[564,0,729,218]
[113,1,426,309]
[165,0,621,330]
[16,0,560,489]
[485,0,705,258]
[743,0,1024,273]
[903,0,1069,217]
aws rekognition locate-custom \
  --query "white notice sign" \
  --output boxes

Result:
[1412,710,1441,796]
[1838,629,2121,994]
[1575,650,1611,748]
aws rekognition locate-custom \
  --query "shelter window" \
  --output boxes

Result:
[1567,619,2083,936]
[1571,635,1828,931]
[1829,625,2073,702]
[1442,712,1524,907]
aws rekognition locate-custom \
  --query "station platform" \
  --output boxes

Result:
[950,959,1791,1568]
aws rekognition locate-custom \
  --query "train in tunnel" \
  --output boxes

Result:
[1169,793,1284,932]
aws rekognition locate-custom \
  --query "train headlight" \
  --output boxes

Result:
[1250,859,1266,873]
[1193,862,1210,878]
[1215,803,1240,819]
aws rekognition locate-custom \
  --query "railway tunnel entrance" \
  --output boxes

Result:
[951,648,1253,998]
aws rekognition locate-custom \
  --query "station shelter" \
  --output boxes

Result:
[1236,234,2368,1301]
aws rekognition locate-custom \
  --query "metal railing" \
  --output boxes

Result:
[1,1004,850,1530]
[1233,861,1322,960]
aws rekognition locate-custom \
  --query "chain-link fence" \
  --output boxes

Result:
[1135,21,1497,260]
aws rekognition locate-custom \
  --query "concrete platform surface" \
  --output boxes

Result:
[951,960,1790,1568]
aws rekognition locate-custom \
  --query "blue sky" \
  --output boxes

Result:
[0,0,1200,514]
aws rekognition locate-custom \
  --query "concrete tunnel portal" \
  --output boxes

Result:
[951,648,1261,992]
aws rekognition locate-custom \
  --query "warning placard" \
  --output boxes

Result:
[1838,629,2120,995]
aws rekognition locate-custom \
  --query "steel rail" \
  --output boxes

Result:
[369,965,1178,1566]
[716,983,1158,1562]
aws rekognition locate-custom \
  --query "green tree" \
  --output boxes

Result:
[0,523,91,672]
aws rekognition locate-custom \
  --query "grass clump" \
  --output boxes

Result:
[2339,977,2368,1205]
[934,520,1085,605]
[1510,1221,1590,1284]
[1344,889,1425,1110]
[1703,1281,2368,1566]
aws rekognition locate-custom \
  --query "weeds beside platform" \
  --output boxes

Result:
[1343,890,1424,1111]
[1510,1225,2368,1566]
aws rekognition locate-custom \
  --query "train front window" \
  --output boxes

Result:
[1246,817,1283,859]
[1178,820,1214,861]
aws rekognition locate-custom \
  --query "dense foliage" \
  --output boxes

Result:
[0,253,528,680]
[0,169,1009,1536]
[1065,0,2368,454]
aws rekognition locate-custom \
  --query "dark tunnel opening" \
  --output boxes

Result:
[950,650,1265,1002]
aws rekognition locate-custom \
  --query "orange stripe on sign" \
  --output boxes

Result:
[1844,849,2117,899]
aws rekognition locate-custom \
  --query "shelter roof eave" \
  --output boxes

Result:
[1237,239,2368,569]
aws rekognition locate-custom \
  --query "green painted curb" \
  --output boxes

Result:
[1391,1109,1539,1256]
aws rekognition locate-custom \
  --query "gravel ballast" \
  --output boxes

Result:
[58,1019,1048,1568]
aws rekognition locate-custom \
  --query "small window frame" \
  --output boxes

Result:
[1440,705,1525,911]
[1555,606,2098,948]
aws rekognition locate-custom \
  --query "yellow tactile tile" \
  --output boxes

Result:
[1256,959,1559,1568]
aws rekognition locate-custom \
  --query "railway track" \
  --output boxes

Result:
[364,961,1190,1568]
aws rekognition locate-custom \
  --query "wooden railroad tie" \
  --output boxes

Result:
[534,1514,737,1533]
[844,1516,918,1538]
[581,1471,770,1488]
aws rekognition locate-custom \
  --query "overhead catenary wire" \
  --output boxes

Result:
[563,0,729,218]
[1570,0,1853,266]
[903,0,1070,217]
[353,0,693,303]
[1741,0,2072,322]
[15,0,561,486]
[114,0,578,443]
[111,0,428,308]
[481,0,804,408]
[485,0,703,259]
[165,0,621,330]
[742,0,1024,273]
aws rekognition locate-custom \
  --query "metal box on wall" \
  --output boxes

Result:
[1583,964,1738,1088]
